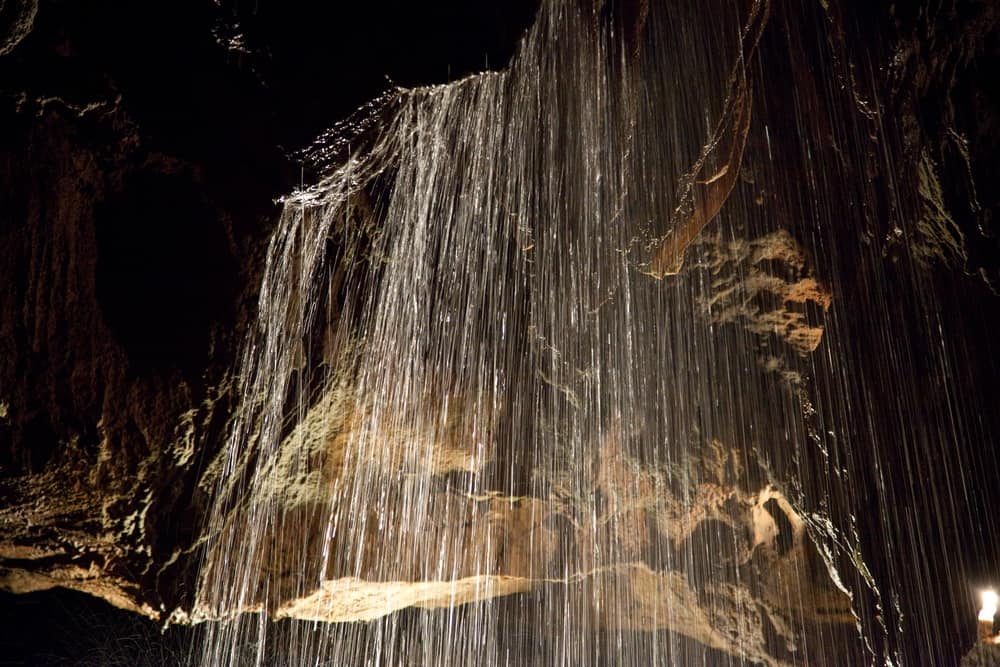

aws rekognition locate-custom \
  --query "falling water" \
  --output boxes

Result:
[192,0,1000,665]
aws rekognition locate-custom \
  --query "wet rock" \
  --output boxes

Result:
[0,0,541,626]
[194,392,858,666]
[963,643,1000,667]
[0,2,998,666]
[0,0,36,56]
[693,229,831,356]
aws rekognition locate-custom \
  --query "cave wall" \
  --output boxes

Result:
[0,0,998,663]
[0,0,538,619]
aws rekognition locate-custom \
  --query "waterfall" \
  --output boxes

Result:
[190,0,998,664]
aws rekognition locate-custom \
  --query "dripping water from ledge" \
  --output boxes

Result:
[188,0,1000,665]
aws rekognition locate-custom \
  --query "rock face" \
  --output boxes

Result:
[692,230,831,357]
[0,86,248,620]
[0,0,998,665]
[964,643,1000,667]
[0,0,36,56]
[890,0,1000,290]
[194,375,854,665]
[0,0,539,626]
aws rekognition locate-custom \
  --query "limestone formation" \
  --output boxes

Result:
[1,2,998,666]
[692,229,831,356]
[0,0,36,56]
[191,378,857,666]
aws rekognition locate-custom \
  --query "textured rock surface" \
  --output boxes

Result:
[0,1,539,625]
[195,390,855,666]
[692,229,831,356]
[0,90,249,619]
[964,643,1000,667]
[0,0,36,56]
[889,0,1000,290]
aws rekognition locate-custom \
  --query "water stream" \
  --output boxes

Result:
[191,1,1000,664]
